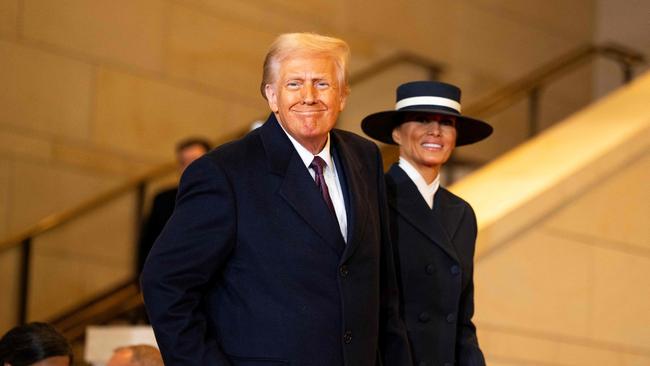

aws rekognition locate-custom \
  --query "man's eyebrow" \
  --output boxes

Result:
[284,72,328,79]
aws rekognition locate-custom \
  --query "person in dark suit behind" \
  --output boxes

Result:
[140,32,411,366]
[362,81,493,366]
[137,137,211,273]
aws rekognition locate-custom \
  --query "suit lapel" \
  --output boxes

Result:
[260,115,345,256]
[386,165,460,262]
[434,187,466,246]
[331,131,368,262]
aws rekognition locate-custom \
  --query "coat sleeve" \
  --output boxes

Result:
[140,156,236,366]
[375,147,414,366]
[455,206,486,366]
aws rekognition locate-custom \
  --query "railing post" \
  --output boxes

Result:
[528,87,541,138]
[18,237,32,324]
[134,182,146,272]
[621,61,633,84]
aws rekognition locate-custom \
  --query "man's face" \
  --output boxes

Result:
[265,54,347,153]
[392,113,457,176]
[177,144,207,172]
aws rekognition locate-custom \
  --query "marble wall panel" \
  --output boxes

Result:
[0,41,93,140]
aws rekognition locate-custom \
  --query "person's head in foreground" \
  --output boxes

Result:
[362,80,493,182]
[0,322,73,366]
[106,344,163,366]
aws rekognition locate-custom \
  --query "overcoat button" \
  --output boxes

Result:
[343,330,352,344]
[446,313,456,323]
[340,265,349,278]
[425,264,435,274]
[450,265,461,275]
[418,312,431,322]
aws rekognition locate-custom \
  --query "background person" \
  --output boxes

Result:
[137,137,211,273]
[362,80,492,366]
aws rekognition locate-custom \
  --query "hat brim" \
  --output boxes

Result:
[361,108,493,146]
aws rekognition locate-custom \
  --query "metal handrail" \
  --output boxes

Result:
[49,278,143,343]
[0,162,175,254]
[464,43,645,119]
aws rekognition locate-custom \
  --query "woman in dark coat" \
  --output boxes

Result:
[362,81,493,366]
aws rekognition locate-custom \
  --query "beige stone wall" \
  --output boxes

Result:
[0,0,630,337]
[453,72,650,365]
[476,152,650,365]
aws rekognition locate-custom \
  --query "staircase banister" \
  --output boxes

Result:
[0,161,176,254]
[464,42,645,118]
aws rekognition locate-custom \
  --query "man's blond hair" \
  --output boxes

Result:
[260,32,350,99]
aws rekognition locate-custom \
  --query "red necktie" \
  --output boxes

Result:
[310,156,337,217]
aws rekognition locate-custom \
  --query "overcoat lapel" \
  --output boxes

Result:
[331,131,368,262]
[433,187,466,245]
[260,114,345,256]
[386,165,460,262]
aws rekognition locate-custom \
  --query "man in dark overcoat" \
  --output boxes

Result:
[141,33,411,366]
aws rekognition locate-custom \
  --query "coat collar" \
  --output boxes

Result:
[259,114,352,257]
[330,131,368,262]
[386,164,462,262]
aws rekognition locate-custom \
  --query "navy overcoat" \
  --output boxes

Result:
[141,115,411,366]
[386,165,485,366]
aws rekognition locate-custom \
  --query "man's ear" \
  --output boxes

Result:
[265,84,278,113]
[339,88,349,111]
[392,127,402,145]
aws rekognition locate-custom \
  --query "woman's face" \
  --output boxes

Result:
[392,112,457,180]
[30,356,70,366]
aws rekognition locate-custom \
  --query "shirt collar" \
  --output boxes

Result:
[280,123,333,169]
[398,157,440,209]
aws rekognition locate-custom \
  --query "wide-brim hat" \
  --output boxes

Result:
[361,81,493,146]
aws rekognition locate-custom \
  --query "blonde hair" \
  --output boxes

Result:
[260,32,350,99]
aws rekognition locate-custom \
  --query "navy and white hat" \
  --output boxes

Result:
[361,81,493,146]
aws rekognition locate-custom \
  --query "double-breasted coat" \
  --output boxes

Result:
[141,115,411,366]
[386,165,485,366]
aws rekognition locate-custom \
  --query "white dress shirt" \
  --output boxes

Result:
[281,128,348,242]
[398,157,440,209]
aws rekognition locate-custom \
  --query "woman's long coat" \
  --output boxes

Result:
[386,165,485,366]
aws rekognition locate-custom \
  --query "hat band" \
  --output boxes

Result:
[395,96,461,113]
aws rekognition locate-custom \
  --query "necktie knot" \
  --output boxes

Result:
[310,156,327,175]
